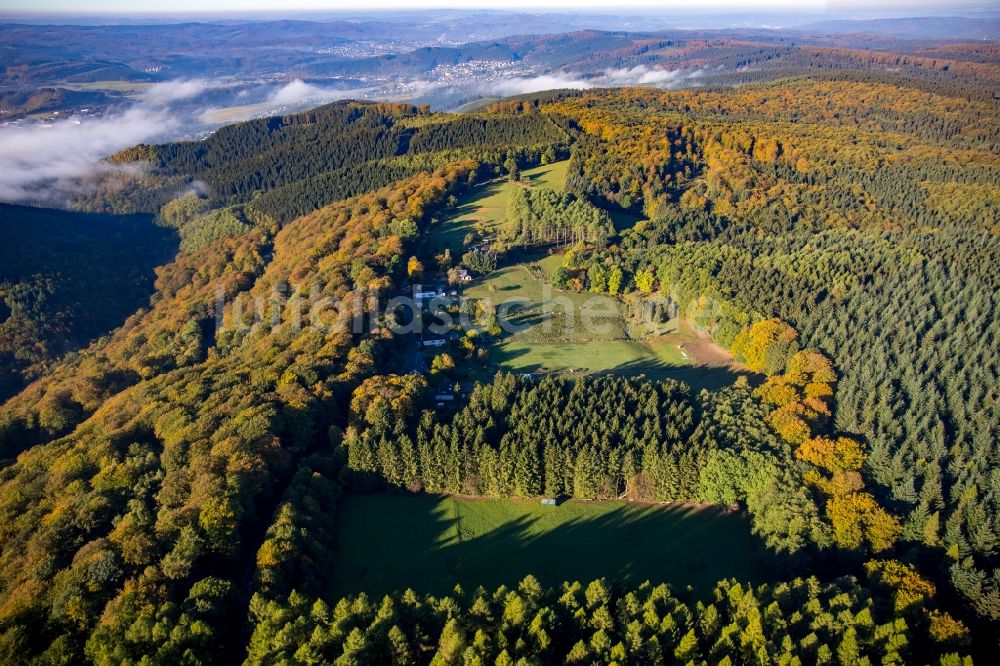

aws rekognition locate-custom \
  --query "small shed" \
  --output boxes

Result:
[540,498,558,506]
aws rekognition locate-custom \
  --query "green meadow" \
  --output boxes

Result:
[463,254,742,389]
[330,494,769,600]
[424,160,568,255]
[424,158,743,390]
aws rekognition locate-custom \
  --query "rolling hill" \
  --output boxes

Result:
[0,45,996,663]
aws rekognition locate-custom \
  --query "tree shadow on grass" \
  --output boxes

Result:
[486,343,545,374]
[606,358,753,393]
[329,495,774,601]
[485,348,751,392]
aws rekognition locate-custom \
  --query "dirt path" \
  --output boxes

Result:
[680,322,745,370]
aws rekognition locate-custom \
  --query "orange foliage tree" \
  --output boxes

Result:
[765,402,815,445]
[756,348,837,444]
[406,255,424,280]
[863,560,970,646]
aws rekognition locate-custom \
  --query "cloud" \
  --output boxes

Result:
[0,105,176,204]
[489,67,709,97]
[0,76,235,203]
[597,65,708,88]
[199,80,372,125]
[0,76,282,204]
[491,74,594,96]
[269,79,360,105]
[140,78,213,105]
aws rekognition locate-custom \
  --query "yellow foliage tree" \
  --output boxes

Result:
[927,610,970,645]
[752,137,781,163]
[349,374,428,430]
[827,492,902,552]
[785,349,837,385]
[755,376,800,407]
[804,381,834,399]
[806,469,864,496]
[431,353,456,376]
[766,402,814,444]
[864,559,936,612]
[730,319,798,375]
[634,269,655,293]
[758,347,835,443]
[802,396,832,417]
[407,256,424,280]
[796,436,865,475]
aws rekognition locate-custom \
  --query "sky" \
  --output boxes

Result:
[0,0,980,14]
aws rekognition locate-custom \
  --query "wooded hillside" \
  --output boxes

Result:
[0,70,996,663]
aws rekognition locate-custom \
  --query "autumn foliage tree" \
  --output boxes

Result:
[731,318,799,375]
[826,491,902,552]
[407,255,424,280]
[797,436,865,475]
[349,374,428,431]
[755,348,837,444]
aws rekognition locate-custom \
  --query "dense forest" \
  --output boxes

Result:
[0,57,997,664]
[0,204,176,402]
[503,186,614,248]
[77,103,568,222]
[534,80,1000,634]
[246,573,971,665]
[345,371,849,558]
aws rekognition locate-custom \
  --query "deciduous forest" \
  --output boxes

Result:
[0,46,997,665]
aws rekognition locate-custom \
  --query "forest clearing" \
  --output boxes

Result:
[330,493,767,599]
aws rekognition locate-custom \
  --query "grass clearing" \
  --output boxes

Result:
[465,255,629,344]
[422,158,744,390]
[426,179,510,255]
[424,160,568,256]
[330,494,768,599]
[493,338,745,392]
[522,159,568,190]
[493,339,651,373]
[463,255,746,390]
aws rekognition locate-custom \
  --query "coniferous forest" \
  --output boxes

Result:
[0,45,998,666]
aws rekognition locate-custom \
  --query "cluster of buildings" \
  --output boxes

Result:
[424,60,531,86]
[316,41,412,59]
